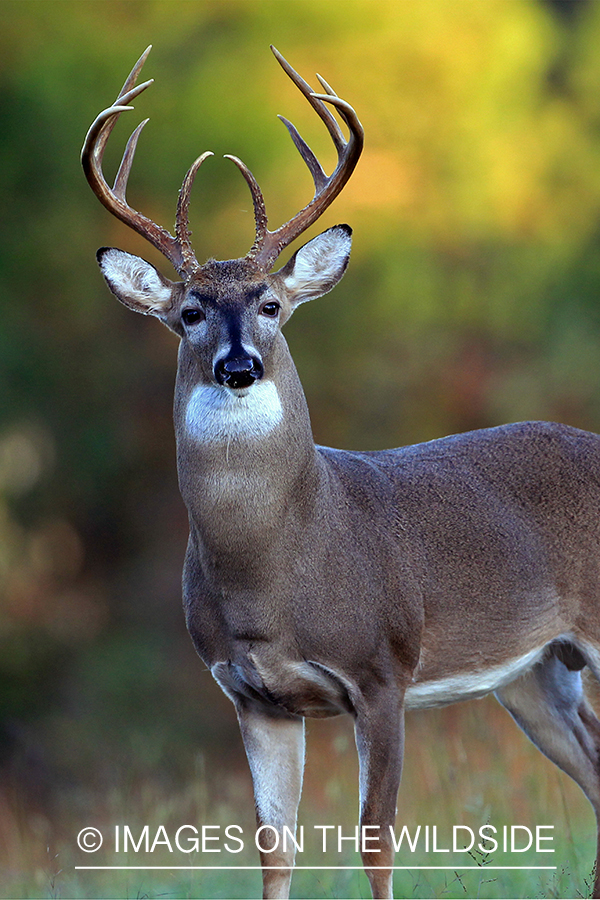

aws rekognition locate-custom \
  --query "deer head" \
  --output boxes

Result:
[82,46,363,392]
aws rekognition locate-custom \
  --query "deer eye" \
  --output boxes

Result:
[260,302,280,318]
[181,308,204,326]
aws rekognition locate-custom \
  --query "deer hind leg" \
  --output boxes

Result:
[236,703,305,900]
[495,645,600,898]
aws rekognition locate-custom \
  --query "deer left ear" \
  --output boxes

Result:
[97,247,178,316]
[275,224,352,309]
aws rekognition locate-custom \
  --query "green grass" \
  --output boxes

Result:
[1,697,596,899]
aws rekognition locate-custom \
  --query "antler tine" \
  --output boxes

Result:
[92,44,154,174]
[176,151,215,275]
[271,46,346,154]
[274,70,348,197]
[277,116,329,194]
[312,92,364,148]
[117,45,153,98]
[224,155,269,255]
[112,117,149,201]
[82,46,196,276]
[81,82,153,189]
[247,47,363,271]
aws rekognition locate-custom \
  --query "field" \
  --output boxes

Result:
[1,695,595,899]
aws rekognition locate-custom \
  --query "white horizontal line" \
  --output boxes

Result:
[75,865,557,871]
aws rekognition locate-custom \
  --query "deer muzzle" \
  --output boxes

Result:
[214,354,264,390]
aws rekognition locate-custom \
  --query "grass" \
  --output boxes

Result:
[0,696,596,899]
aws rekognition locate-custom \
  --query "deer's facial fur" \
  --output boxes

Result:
[97,226,352,393]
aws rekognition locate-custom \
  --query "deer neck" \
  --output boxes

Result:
[173,336,319,556]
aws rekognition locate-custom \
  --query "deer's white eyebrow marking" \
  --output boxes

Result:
[185,381,284,443]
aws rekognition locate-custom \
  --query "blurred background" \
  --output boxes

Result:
[2,0,600,897]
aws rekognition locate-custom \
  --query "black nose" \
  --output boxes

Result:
[214,355,264,389]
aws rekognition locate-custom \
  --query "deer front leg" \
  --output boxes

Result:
[236,703,306,900]
[354,686,405,900]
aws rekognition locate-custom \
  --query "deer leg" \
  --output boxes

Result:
[236,703,305,900]
[354,686,405,900]
[495,650,600,898]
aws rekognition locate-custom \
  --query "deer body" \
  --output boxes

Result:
[83,47,600,900]
[183,410,600,705]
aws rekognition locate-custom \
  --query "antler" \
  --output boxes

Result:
[81,45,211,278]
[228,46,364,272]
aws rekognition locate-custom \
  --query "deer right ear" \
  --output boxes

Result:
[276,224,352,310]
[97,248,178,316]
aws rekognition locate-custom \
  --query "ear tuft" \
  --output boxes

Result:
[278,224,352,308]
[97,248,176,315]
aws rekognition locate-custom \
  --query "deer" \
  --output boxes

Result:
[82,45,600,900]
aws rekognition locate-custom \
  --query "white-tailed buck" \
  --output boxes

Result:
[83,46,600,899]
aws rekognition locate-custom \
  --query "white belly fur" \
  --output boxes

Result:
[405,645,547,709]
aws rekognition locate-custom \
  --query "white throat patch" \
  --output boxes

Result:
[185,381,284,443]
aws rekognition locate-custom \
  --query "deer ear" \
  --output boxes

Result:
[275,224,352,309]
[97,247,178,316]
